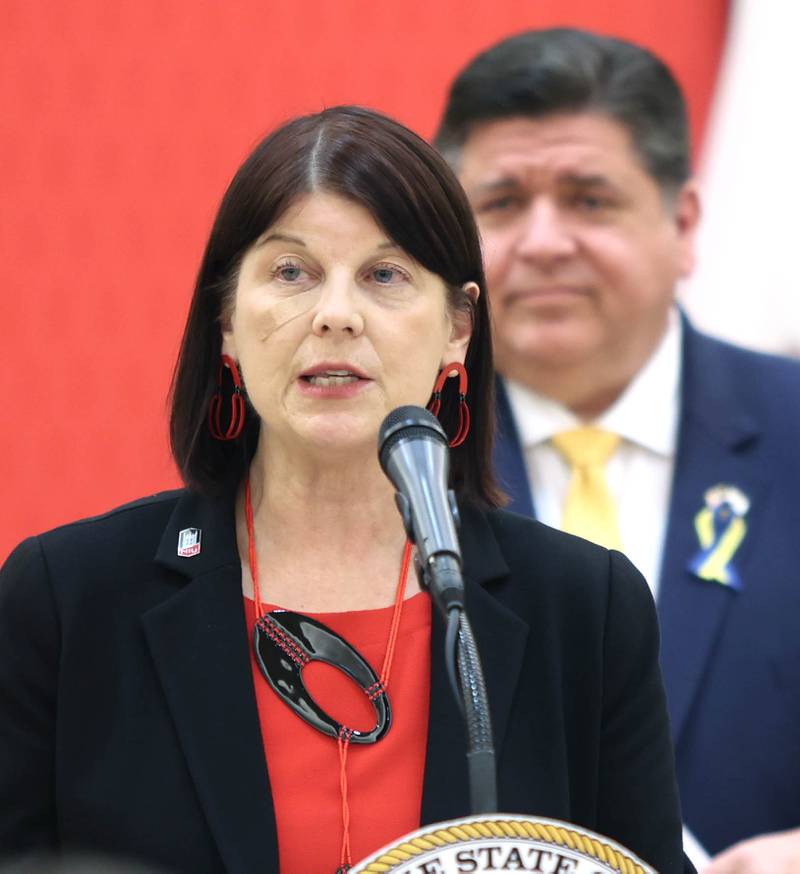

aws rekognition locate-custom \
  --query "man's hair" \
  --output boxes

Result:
[434,28,691,193]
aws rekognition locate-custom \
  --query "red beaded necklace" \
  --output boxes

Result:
[245,476,413,872]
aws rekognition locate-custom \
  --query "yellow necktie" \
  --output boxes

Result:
[551,427,622,550]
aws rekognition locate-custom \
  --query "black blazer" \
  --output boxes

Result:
[0,487,684,873]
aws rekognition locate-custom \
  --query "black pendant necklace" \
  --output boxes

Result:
[253,609,392,743]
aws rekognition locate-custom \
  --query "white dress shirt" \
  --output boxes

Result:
[504,310,682,598]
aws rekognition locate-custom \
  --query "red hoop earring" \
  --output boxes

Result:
[427,362,470,447]
[208,354,246,440]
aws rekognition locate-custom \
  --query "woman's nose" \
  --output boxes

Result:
[310,279,365,337]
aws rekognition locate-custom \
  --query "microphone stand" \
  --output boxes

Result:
[377,405,497,814]
[421,554,498,815]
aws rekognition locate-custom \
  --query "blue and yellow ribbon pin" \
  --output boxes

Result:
[687,484,749,590]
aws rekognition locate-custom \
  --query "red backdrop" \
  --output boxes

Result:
[0,0,728,560]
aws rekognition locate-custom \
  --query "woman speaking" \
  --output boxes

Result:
[0,107,685,874]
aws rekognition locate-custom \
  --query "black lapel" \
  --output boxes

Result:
[493,377,537,518]
[421,505,529,822]
[658,320,766,744]
[142,489,279,874]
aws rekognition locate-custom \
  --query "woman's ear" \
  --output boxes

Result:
[444,281,479,366]
[219,309,238,361]
[462,281,480,304]
[221,333,237,361]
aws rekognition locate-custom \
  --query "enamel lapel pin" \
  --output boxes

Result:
[177,527,202,558]
[687,484,749,590]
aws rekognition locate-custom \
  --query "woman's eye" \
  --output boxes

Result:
[272,261,307,283]
[369,264,409,285]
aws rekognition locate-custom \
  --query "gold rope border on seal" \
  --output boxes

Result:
[357,818,648,874]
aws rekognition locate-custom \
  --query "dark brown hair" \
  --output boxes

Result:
[170,105,501,507]
[435,28,691,195]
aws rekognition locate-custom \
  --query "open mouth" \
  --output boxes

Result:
[301,369,365,387]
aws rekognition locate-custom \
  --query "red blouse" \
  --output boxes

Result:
[243,592,432,873]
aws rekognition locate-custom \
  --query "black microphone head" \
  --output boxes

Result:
[378,405,447,473]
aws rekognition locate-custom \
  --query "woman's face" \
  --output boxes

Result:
[221,191,474,455]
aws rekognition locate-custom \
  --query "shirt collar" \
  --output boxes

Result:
[504,307,682,457]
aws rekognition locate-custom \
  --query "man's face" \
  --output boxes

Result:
[458,113,698,410]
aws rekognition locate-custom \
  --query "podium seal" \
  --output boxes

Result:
[351,814,656,874]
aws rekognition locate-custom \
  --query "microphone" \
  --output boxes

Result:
[378,405,464,614]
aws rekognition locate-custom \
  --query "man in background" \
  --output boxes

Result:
[435,28,800,873]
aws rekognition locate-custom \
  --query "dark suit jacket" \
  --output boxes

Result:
[494,318,800,855]
[0,484,685,873]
